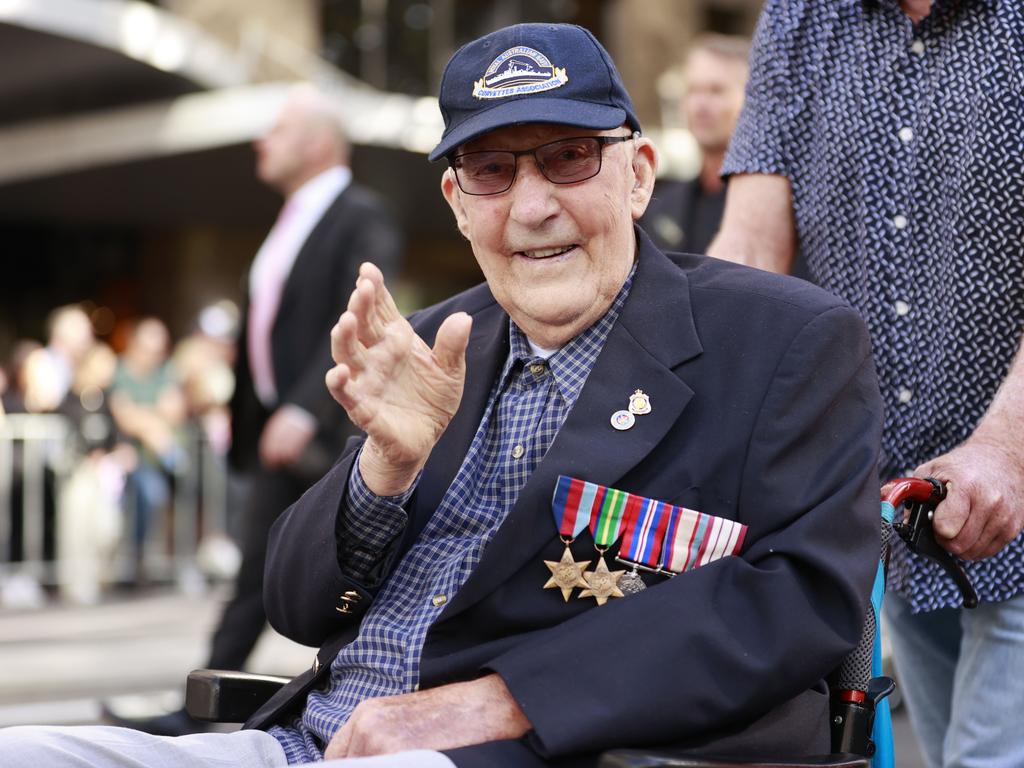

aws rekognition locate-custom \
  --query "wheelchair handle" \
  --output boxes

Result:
[882,477,979,609]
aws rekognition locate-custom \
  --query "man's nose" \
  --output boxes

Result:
[507,157,560,226]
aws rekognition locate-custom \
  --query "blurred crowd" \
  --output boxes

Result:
[0,301,239,606]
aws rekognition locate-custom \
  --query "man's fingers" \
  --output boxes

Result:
[360,262,404,325]
[325,363,354,408]
[331,312,366,369]
[961,490,1014,560]
[932,481,971,542]
[345,264,404,349]
[433,312,473,376]
[348,278,388,346]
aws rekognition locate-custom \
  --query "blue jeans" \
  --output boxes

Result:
[884,591,1024,768]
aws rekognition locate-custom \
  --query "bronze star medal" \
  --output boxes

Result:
[543,546,592,601]
[579,556,626,605]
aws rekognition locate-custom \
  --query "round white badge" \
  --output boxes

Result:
[610,409,635,431]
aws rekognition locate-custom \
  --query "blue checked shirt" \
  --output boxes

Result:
[270,267,635,762]
[724,0,1024,611]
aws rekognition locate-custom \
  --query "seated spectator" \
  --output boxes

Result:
[108,317,186,581]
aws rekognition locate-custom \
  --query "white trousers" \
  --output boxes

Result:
[0,725,457,768]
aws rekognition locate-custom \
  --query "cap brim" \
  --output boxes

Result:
[428,98,628,162]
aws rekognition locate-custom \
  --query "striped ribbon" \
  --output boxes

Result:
[590,485,633,548]
[551,475,603,539]
[618,497,673,568]
[661,504,747,574]
[552,475,748,571]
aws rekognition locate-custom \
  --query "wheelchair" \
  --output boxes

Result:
[185,478,977,768]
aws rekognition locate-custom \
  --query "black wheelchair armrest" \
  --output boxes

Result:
[185,669,290,723]
[598,751,868,768]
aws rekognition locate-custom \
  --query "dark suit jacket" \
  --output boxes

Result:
[250,231,883,766]
[230,180,402,480]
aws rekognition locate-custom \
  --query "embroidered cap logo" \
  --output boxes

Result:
[472,46,568,100]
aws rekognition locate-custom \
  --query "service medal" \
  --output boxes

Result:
[543,547,592,602]
[579,556,626,605]
[618,567,646,595]
[546,476,603,599]
[614,495,673,594]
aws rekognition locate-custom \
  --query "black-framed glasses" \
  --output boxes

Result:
[449,134,635,195]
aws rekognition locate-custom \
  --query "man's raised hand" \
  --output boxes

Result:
[326,263,472,496]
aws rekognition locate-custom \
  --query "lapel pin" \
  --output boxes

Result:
[610,409,635,431]
[628,389,651,415]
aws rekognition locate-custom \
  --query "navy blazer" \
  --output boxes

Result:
[252,231,883,766]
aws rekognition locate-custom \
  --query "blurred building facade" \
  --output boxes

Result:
[0,0,761,356]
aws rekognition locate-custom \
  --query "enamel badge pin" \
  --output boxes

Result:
[628,389,651,415]
[611,389,651,430]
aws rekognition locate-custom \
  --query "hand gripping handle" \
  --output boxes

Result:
[882,477,979,609]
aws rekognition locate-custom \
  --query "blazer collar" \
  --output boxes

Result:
[412,293,510,530]
[439,229,703,620]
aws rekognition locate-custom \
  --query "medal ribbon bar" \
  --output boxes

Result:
[661,504,748,574]
[552,476,749,577]
[618,497,673,569]
[551,475,601,539]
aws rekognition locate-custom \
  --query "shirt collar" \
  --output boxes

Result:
[502,262,637,411]
[287,165,352,211]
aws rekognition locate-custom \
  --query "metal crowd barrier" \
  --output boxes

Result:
[0,412,229,600]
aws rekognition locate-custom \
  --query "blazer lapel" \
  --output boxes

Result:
[412,297,510,524]
[442,236,704,619]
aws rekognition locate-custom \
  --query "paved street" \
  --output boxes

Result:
[0,587,312,728]
[0,589,927,765]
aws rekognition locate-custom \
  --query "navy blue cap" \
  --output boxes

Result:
[429,23,641,162]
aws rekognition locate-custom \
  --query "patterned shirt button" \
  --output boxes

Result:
[511,444,525,459]
[431,594,447,607]
[910,38,925,55]
[529,363,545,375]
[895,300,910,316]
[893,214,908,230]
[898,388,914,404]
[898,127,914,143]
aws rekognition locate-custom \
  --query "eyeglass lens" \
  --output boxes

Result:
[455,137,606,195]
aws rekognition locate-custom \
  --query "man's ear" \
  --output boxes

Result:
[629,137,659,221]
[441,169,472,240]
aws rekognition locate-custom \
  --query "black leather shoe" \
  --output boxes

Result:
[100,705,212,736]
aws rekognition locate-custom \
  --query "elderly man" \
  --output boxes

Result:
[0,23,882,768]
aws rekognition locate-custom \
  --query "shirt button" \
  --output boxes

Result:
[511,444,525,459]
[898,127,914,143]
[893,214,908,230]
[529,363,545,375]
[431,594,447,607]
[910,39,925,55]
[898,388,914,404]
[895,300,910,316]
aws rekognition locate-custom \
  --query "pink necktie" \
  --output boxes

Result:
[247,201,298,405]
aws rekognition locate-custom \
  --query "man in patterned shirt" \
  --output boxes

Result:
[0,22,884,768]
[710,1,1024,767]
